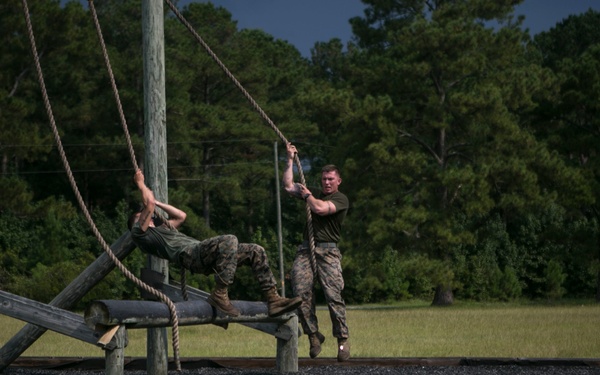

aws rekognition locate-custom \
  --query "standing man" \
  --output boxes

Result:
[129,169,302,318]
[282,143,350,362]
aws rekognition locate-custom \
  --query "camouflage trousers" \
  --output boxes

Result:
[181,234,276,290]
[291,244,349,340]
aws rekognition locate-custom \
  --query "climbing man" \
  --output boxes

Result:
[128,169,301,318]
[282,142,351,362]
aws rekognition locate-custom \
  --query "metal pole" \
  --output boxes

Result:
[142,0,168,373]
[274,142,285,297]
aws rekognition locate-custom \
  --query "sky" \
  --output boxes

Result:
[187,0,600,57]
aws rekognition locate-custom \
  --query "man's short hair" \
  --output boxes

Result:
[128,207,165,231]
[128,206,143,231]
[322,164,341,177]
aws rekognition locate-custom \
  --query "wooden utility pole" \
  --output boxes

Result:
[142,0,169,373]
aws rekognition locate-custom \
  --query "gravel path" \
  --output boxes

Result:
[4,366,600,375]
[5,363,600,375]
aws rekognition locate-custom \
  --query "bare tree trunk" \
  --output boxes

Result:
[248,205,254,236]
[432,284,454,306]
[2,152,7,176]
[596,232,600,302]
[202,145,211,228]
[596,270,600,302]
[596,224,600,303]
[203,190,210,228]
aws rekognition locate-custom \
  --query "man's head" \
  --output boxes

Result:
[321,164,342,195]
[128,210,142,231]
[128,208,163,231]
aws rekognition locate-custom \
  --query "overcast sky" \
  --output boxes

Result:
[189,0,600,57]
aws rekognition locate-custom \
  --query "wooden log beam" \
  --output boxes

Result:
[84,299,295,329]
[143,268,294,338]
[0,290,116,350]
[0,232,136,371]
[276,315,298,372]
[88,299,300,373]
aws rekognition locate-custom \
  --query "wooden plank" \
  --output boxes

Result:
[0,231,136,371]
[97,325,121,347]
[0,290,115,350]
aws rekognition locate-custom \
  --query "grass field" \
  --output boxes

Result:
[3,300,599,359]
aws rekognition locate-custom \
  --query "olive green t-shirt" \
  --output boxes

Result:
[130,222,198,264]
[304,190,349,243]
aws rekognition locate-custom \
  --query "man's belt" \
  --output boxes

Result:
[302,241,337,248]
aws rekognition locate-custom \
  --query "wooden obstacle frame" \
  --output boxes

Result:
[0,235,300,374]
[0,288,299,374]
[9,0,304,371]
[86,268,299,374]
[84,298,298,374]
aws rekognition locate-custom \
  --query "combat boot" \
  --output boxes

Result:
[337,338,350,362]
[207,284,240,317]
[264,287,302,317]
[309,331,325,359]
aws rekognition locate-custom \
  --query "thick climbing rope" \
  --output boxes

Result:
[20,0,182,370]
[85,2,175,233]
[87,0,192,348]
[86,0,183,370]
[162,0,320,275]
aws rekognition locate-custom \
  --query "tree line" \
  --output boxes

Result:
[0,0,598,309]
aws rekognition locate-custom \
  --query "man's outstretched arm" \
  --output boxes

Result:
[282,143,336,216]
[283,143,302,198]
[133,169,155,231]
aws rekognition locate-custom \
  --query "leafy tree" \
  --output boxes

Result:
[544,259,566,300]
[1,0,142,215]
[164,2,314,241]
[0,0,55,202]
[453,213,521,301]
[533,10,600,300]
[4,0,600,305]
[320,0,592,305]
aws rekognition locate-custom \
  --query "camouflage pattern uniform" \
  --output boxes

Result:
[292,242,348,339]
[290,187,350,340]
[132,224,277,290]
[182,235,277,290]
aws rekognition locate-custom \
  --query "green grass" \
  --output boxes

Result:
[3,301,599,359]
